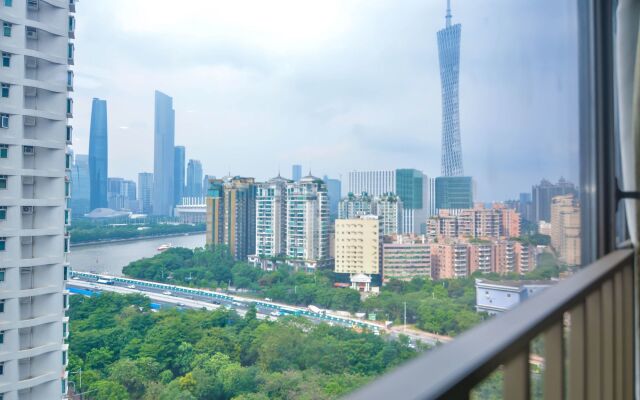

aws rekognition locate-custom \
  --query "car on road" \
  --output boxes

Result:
[127,284,136,289]
[162,291,172,295]
[270,311,280,317]
[177,303,186,307]
[72,276,80,280]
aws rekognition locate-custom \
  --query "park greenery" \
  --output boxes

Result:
[68,293,420,400]
[69,221,205,244]
[121,245,562,336]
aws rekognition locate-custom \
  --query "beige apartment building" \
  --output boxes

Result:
[550,194,581,266]
[382,235,431,283]
[334,216,381,291]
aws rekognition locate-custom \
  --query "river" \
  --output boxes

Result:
[69,233,206,276]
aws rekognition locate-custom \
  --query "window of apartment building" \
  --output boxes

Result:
[0,176,7,189]
[2,22,10,37]
[0,114,8,129]
[0,207,6,220]
[0,268,5,282]
[0,145,6,158]
[66,126,72,143]
[0,238,5,251]
[3,0,11,6]
[63,265,68,280]
[27,0,38,11]
[25,26,37,40]
[1,52,9,67]
[0,331,4,344]
[0,362,4,375]
[62,351,67,365]
[0,83,8,98]
[0,300,5,313]
[63,294,68,309]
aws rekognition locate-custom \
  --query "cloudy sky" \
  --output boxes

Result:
[72,0,579,201]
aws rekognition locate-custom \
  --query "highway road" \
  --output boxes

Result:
[68,272,453,348]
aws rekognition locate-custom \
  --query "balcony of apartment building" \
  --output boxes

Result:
[348,1,640,399]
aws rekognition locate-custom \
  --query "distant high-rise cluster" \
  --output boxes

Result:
[107,178,137,211]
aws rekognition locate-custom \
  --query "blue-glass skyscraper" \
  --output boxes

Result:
[174,145,185,205]
[89,98,108,210]
[153,91,176,215]
[437,0,463,177]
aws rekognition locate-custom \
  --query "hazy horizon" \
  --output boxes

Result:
[72,0,579,201]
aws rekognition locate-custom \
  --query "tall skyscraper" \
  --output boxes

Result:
[186,159,203,198]
[323,175,341,219]
[174,145,185,205]
[152,91,175,215]
[89,98,108,210]
[206,177,257,261]
[138,172,154,214]
[437,0,464,177]
[71,154,90,215]
[291,164,302,181]
[256,175,290,259]
[0,2,75,397]
[286,175,331,269]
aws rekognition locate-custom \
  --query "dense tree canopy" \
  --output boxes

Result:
[69,293,418,399]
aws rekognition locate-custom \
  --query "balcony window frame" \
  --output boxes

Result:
[0,83,8,98]
[0,299,4,313]
[2,22,10,38]
[0,114,8,129]
[0,144,7,158]
[0,176,7,190]
[0,206,6,220]
[1,52,9,68]
[3,0,12,6]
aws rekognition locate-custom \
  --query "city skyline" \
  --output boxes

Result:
[71,0,579,201]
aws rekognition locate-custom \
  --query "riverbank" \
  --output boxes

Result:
[70,230,206,248]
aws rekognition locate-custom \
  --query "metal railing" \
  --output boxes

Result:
[347,248,635,400]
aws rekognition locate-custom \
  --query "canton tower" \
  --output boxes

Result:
[437,0,464,177]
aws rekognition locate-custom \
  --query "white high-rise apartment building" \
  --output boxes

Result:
[0,1,75,398]
[376,193,403,236]
[255,175,289,259]
[286,175,330,269]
